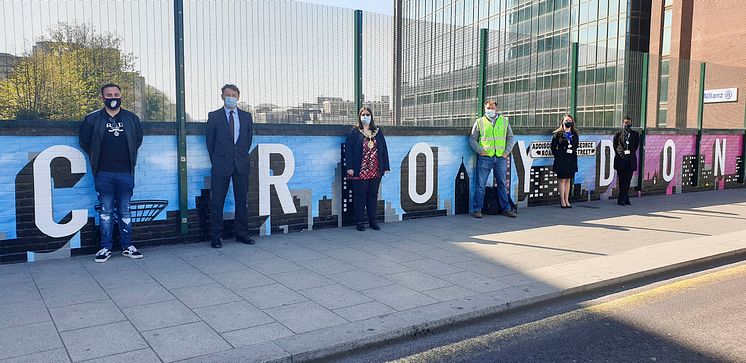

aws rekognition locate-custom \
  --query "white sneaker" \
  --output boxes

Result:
[122,245,143,259]
[95,248,111,263]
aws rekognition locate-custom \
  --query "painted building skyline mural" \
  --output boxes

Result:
[0,130,743,264]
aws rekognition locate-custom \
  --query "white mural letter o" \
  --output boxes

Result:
[408,142,434,204]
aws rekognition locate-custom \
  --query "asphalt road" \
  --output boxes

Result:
[329,262,746,363]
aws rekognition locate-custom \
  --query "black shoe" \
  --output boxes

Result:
[618,201,626,206]
[211,240,222,248]
[561,205,567,209]
[237,235,255,245]
[94,248,111,263]
[566,205,573,209]
[122,245,143,259]
[370,223,381,230]
[624,200,631,206]
[356,224,366,231]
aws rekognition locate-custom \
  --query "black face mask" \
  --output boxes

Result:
[104,98,122,110]
[624,124,631,130]
[564,121,573,128]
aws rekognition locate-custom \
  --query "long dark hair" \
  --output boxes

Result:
[553,113,580,137]
[356,107,377,131]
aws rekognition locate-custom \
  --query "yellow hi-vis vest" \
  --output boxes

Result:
[477,115,508,157]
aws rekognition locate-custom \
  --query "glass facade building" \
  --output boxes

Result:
[397,0,651,128]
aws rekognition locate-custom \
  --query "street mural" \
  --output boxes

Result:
[0,131,743,263]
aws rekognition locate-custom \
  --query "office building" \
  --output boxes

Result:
[395,0,652,128]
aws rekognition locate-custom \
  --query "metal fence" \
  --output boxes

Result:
[0,0,745,131]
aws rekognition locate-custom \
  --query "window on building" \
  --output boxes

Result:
[661,9,672,56]
[657,2,673,127]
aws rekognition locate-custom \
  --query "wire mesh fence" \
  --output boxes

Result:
[0,0,744,130]
[0,0,176,122]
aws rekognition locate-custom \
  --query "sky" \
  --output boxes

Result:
[0,0,394,121]
[297,0,394,16]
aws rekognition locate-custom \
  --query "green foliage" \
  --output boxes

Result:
[0,22,173,121]
[144,84,176,122]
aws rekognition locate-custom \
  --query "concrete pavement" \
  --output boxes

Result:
[383,263,746,363]
[1,189,745,362]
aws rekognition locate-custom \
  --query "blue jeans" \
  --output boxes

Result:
[94,172,134,250]
[473,155,510,212]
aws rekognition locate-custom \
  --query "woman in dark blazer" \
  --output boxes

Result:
[345,107,390,231]
[550,114,579,209]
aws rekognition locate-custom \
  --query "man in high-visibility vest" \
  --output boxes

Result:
[469,100,517,218]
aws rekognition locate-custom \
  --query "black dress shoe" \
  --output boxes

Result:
[211,240,222,248]
[624,200,632,206]
[566,205,573,209]
[356,224,366,231]
[237,236,255,245]
[370,223,381,230]
[561,205,567,209]
[618,201,626,206]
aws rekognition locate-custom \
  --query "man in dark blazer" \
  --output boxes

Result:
[206,84,254,248]
[613,116,640,206]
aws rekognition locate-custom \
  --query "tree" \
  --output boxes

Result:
[0,22,171,121]
[144,85,176,122]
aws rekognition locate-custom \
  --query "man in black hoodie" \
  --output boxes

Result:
[80,83,144,262]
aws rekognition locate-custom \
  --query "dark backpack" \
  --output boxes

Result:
[482,187,518,215]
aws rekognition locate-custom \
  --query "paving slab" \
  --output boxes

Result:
[0,322,64,361]
[81,348,160,363]
[179,341,290,363]
[142,322,231,362]
[234,284,308,309]
[332,301,397,322]
[193,301,275,333]
[264,301,348,334]
[122,299,200,332]
[209,268,276,290]
[39,283,109,308]
[170,283,242,309]
[49,300,125,332]
[60,321,147,362]
[105,282,175,308]
[298,284,373,310]
[0,348,70,363]
[268,270,335,291]
[221,323,295,348]
[362,284,439,311]
[0,299,51,329]
[2,189,745,363]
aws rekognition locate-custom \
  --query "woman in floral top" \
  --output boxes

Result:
[345,107,390,231]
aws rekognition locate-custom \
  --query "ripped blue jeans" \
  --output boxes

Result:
[94,172,134,250]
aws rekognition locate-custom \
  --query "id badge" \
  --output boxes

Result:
[566,148,573,154]
[624,150,631,155]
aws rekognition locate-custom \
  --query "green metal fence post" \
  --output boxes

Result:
[477,28,488,117]
[637,53,649,193]
[354,10,363,113]
[566,42,579,199]
[569,42,579,118]
[694,62,706,187]
[174,0,188,234]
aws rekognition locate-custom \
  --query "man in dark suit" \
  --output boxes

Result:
[206,84,254,248]
[613,116,640,206]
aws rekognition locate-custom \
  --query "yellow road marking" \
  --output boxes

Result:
[587,263,746,315]
[390,264,746,363]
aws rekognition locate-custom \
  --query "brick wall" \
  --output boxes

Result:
[0,123,742,264]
